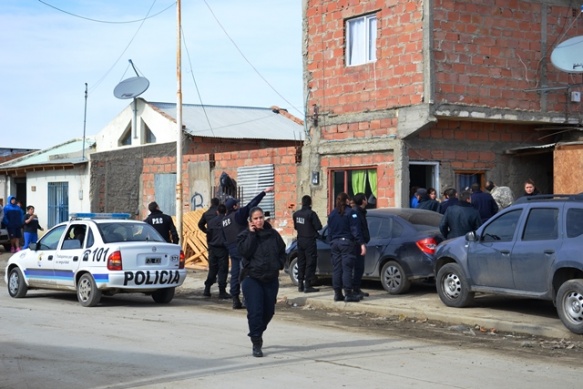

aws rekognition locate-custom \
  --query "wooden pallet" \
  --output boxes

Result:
[174,210,209,270]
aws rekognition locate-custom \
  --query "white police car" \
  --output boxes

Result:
[4,213,186,307]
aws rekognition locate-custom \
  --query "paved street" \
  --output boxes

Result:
[0,249,578,340]
[1,276,580,389]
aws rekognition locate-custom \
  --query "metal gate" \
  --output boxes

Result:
[154,173,176,216]
[47,182,69,228]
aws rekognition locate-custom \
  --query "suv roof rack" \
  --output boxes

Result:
[69,213,132,220]
[513,193,583,204]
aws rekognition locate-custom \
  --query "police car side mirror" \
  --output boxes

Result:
[466,231,477,242]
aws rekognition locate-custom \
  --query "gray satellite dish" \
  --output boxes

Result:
[113,76,150,99]
[550,36,583,73]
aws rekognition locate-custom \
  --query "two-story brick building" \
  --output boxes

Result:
[299,0,583,213]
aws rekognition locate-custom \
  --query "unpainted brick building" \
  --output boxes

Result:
[299,0,583,214]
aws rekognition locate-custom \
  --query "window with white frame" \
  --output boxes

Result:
[346,14,377,66]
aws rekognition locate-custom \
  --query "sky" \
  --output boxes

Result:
[0,0,303,150]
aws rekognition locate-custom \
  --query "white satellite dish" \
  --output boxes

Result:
[113,76,150,99]
[550,35,583,73]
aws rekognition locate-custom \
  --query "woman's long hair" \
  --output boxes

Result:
[335,192,349,215]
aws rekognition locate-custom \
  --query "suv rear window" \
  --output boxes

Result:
[566,208,583,238]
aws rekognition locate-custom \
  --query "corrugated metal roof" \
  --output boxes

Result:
[149,102,305,141]
[0,138,95,168]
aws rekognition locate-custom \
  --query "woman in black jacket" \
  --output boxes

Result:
[237,207,286,357]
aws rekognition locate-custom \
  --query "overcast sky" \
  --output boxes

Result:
[0,0,303,150]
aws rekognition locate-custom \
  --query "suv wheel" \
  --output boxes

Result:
[436,263,474,308]
[556,279,583,334]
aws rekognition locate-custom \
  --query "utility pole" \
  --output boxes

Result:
[175,0,183,243]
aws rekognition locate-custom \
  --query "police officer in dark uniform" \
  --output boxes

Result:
[144,201,179,244]
[202,204,231,299]
[293,195,322,293]
[222,186,273,309]
[327,192,365,302]
[351,193,370,299]
[198,197,220,234]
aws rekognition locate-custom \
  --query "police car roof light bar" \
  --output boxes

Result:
[69,212,132,220]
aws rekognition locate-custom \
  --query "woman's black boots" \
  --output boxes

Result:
[251,336,263,357]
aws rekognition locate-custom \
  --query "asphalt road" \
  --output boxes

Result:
[1,279,580,389]
[0,249,578,340]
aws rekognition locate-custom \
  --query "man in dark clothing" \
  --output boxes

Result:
[351,193,371,299]
[293,195,323,293]
[222,186,273,309]
[3,196,24,253]
[143,202,179,244]
[470,183,498,224]
[440,191,482,239]
[203,204,231,299]
[416,188,441,213]
[439,188,459,215]
[328,192,365,303]
[197,197,220,234]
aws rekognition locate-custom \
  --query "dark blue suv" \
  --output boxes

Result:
[434,194,583,334]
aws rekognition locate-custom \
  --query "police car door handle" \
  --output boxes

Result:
[73,256,79,262]
[500,250,510,255]
[48,255,53,260]
[544,249,555,255]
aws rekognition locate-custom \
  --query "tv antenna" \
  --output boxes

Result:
[113,60,150,140]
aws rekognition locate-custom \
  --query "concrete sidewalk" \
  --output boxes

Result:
[181,267,577,340]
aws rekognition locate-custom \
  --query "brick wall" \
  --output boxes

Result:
[306,0,424,116]
[212,147,299,238]
[433,0,583,114]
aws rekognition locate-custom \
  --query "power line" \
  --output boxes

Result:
[181,27,216,137]
[37,0,175,24]
[201,0,303,116]
[89,1,159,94]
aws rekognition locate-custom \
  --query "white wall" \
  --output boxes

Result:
[26,166,91,229]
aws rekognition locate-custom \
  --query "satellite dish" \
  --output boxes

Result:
[551,36,583,73]
[113,76,150,99]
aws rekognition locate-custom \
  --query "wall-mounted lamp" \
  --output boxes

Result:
[311,171,320,185]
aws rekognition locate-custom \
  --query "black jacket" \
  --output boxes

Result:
[198,206,218,234]
[237,222,286,282]
[353,206,370,244]
[439,202,482,239]
[206,214,226,247]
[144,210,179,244]
[293,206,322,239]
[417,195,441,213]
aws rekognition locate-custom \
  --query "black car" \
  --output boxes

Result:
[434,194,583,334]
[284,208,444,294]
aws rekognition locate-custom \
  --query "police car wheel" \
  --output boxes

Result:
[152,287,175,304]
[77,273,102,307]
[8,267,28,298]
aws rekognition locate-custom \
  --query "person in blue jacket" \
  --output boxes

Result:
[3,196,24,253]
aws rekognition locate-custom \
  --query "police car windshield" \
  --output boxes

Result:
[98,222,166,243]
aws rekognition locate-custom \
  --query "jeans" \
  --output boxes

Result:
[242,276,279,338]
[23,232,38,250]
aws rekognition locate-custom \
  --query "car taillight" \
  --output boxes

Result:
[416,237,437,255]
[179,250,185,269]
[107,251,123,270]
